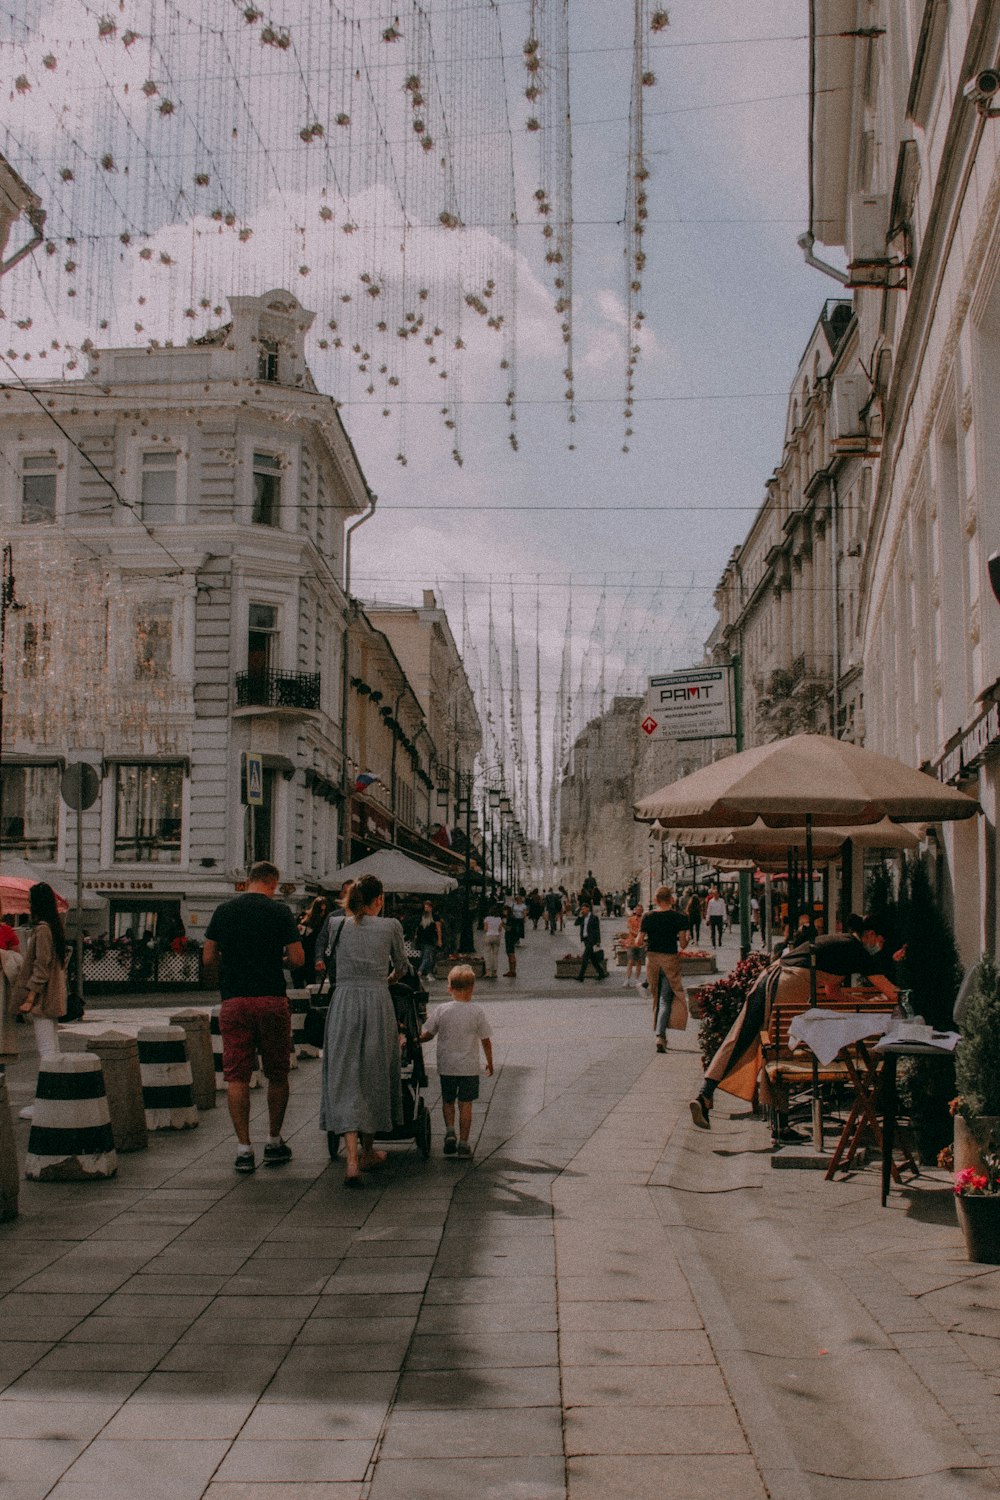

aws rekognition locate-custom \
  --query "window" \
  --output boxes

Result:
[114,763,183,863]
[258,340,279,382]
[250,767,276,863]
[21,617,51,679]
[21,455,57,524]
[247,603,278,678]
[140,450,178,523]
[0,764,59,860]
[252,453,281,526]
[135,602,173,679]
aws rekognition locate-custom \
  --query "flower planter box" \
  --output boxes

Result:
[434,955,485,980]
[680,954,718,976]
[556,957,583,979]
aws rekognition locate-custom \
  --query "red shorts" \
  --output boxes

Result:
[219,995,291,1084]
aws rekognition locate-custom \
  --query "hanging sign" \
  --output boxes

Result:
[644,667,735,742]
[242,751,264,808]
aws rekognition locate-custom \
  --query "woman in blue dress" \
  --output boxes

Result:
[320,874,407,1186]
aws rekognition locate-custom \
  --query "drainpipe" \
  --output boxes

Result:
[830,472,841,737]
[339,492,377,867]
[796,231,850,286]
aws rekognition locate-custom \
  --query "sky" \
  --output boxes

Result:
[0,0,832,822]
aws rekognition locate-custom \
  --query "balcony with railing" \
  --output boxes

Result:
[234,669,321,716]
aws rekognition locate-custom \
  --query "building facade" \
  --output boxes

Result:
[341,607,454,874]
[558,696,705,896]
[712,298,874,748]
[809,0,1000,961]
[364,590,482,840]
[0,290,370,941]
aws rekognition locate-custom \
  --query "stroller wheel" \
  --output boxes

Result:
[327,1131,340,1161]
[416,1101,432,1160]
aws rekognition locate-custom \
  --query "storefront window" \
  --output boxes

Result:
[114,763,183,863]
[0,764,59,860]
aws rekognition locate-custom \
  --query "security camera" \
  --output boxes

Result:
[964,68,1000,112]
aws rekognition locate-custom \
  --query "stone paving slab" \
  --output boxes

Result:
[1,925,998,1497]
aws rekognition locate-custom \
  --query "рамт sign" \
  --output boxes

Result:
[644,667,734,741]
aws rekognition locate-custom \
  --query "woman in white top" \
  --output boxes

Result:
[706,888,728,950]
[482,904,503,979]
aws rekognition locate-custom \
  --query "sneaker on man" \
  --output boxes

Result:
[443,1131,457,1156]
[456,1141,472,1158]
[263,1138,292,1166]
[689,1096,711,1130]
[234,1150,257,1173]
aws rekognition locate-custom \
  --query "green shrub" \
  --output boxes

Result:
[694,951,770,1071]
[955,954,1000,1120]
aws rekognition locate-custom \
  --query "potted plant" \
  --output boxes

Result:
[953,1151,1000,1264]
[954,954,1000,1177]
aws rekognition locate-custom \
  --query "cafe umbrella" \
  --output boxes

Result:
[636,736,979,1147]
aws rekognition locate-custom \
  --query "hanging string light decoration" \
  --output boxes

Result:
[523,0,574,440]
[622,1,662,450]
[0,0,521,463]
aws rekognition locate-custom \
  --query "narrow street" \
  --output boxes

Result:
[1,924,999,1499]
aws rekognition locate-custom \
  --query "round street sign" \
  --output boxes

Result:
[60,762,100,811]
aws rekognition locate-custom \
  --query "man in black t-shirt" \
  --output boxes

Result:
[641,886,690,1052]
[204,861,304,1174]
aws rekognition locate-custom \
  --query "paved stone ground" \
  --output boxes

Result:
[1,923,998,1499]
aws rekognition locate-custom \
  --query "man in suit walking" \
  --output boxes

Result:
[576,902,607,981]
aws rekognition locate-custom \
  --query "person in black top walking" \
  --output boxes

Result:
[576,902,607,981]
[641,886,690,1051]
[204,861,304,1174]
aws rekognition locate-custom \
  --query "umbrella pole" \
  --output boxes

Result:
[806,812,823,1150]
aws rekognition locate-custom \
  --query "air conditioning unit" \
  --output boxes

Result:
[848,192,889,264]
[832,375,865,440]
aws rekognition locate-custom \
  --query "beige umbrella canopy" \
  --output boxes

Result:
[634,734,979,828]
[654,816,924,862]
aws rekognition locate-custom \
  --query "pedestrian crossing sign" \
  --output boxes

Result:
[243,751,264,807]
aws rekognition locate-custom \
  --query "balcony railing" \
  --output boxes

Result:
[235,669,321,711]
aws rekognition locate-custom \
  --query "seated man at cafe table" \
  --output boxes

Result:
[689,915,898,1143]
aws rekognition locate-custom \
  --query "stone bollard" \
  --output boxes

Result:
[24,1054,117,1181]
[209,1006,226,1092]
[169,1010,217,1111]
[85,1032,147,1152]
[0,1070,19,1220]
[137,1026,199,1131]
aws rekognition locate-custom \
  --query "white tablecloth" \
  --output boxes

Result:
[787,1008,893,1066]
[875,1026,960,1054]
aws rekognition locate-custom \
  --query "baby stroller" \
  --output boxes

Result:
[326,973,432,1161]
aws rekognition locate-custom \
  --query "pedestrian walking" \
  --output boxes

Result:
[575,902,607,981]
[319,874,408,1187]
[482,904,503,978]
[294,895,328,986]
[203,860,304,1173]
[502,904,518,977]
[413,901,443,983]
[641,886,690,1052]
[511,894,527,944]
[544,887,562,933]
[420,964,493,1158]
[315,881,351,977]
[0,905,22,1059]
[10,884,67,1117]
[706,887,727,949]
[623,903,645,987]
[686,890,703,944]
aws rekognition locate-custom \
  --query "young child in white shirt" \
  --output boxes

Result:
[420,964,493,1157]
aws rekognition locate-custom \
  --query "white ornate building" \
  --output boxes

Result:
[0,290,375,941]
[804,1,1000,960]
